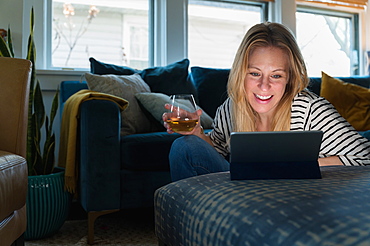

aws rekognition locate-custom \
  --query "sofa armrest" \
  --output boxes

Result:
[0,151,27,245]
[78,100,121,212]
[0,151,27,221]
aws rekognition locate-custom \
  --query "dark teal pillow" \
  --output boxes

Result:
[140,59,196,96]
[89,58,196,96]
[89,57,139,75]
[190,66,230,118]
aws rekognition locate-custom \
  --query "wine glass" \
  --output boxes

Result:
[165,94,199,133]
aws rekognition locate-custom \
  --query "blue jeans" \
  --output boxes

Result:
[169,135,230,181]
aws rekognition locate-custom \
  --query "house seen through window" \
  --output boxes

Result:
[188,0,266,68]
[51,0,360,76]
[52,0,149,70]
[52,0,267,70]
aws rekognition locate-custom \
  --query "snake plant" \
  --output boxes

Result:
[0,7,59,176]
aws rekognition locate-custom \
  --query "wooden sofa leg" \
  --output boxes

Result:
[87,209,119,245]
[11,234,24,246]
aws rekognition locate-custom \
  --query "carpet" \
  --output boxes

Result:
[25,207,158,246]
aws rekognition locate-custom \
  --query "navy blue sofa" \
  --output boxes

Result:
[59,58,370,243]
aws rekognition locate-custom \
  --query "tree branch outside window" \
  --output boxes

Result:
[53,3,99,66]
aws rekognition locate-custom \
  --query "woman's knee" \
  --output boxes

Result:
[171,135,203,152]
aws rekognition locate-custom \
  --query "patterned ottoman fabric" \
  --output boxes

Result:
[154,166,370,246]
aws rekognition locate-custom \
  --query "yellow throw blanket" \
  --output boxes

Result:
[58,89,128,193]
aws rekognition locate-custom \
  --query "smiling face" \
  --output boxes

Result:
[244,46,289,120]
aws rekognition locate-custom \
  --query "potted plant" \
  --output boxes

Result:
[0,7,72,240]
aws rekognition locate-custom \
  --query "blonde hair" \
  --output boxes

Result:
[227,22,309,132]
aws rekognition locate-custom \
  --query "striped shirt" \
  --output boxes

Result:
[208,90,370,166]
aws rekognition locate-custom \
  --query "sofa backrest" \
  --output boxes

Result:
[308,76,370,95]
[60,75,370,122]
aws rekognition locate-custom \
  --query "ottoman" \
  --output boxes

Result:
[154,166,370,246]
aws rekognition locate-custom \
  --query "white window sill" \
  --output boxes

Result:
[37,68,89,76]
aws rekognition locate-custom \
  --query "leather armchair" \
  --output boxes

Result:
[0,57,31,246]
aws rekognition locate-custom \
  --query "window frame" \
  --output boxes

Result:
[296,5,360,75]
[188,0,269,20]
[38,0,154,70]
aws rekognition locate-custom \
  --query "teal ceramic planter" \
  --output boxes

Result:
[25,167,72,240]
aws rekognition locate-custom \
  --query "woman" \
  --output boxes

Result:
[163,22,370,182]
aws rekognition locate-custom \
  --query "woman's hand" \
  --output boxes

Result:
[318,156,342,166]
[162,103,203,135]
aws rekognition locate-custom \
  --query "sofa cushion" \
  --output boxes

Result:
[120,132,183,171]
[190,67,229,118]
[320,72,370,131]
[89,57,197,97]
[135,92,214,129]
[85,73,152,135]
[120,129,210,171]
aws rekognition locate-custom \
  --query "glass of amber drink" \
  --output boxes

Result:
[166,94,199,133]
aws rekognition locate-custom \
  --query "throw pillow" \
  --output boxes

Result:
[135,92,214,129]
[89,57,197,97]
[190,66,230,118]
[89,57,139,75]
[85,73,152,135]
[320,72,370,131]
[140,59,197,96]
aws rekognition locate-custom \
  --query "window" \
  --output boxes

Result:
[52,0,149,69]
[26,0,366,73]
[187,0,267,68]
[296,8,359,76]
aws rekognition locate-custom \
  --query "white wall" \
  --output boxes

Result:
[0,0,25,57]
[37,70,85,162]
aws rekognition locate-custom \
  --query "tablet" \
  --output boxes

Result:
[229,131,323,180]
